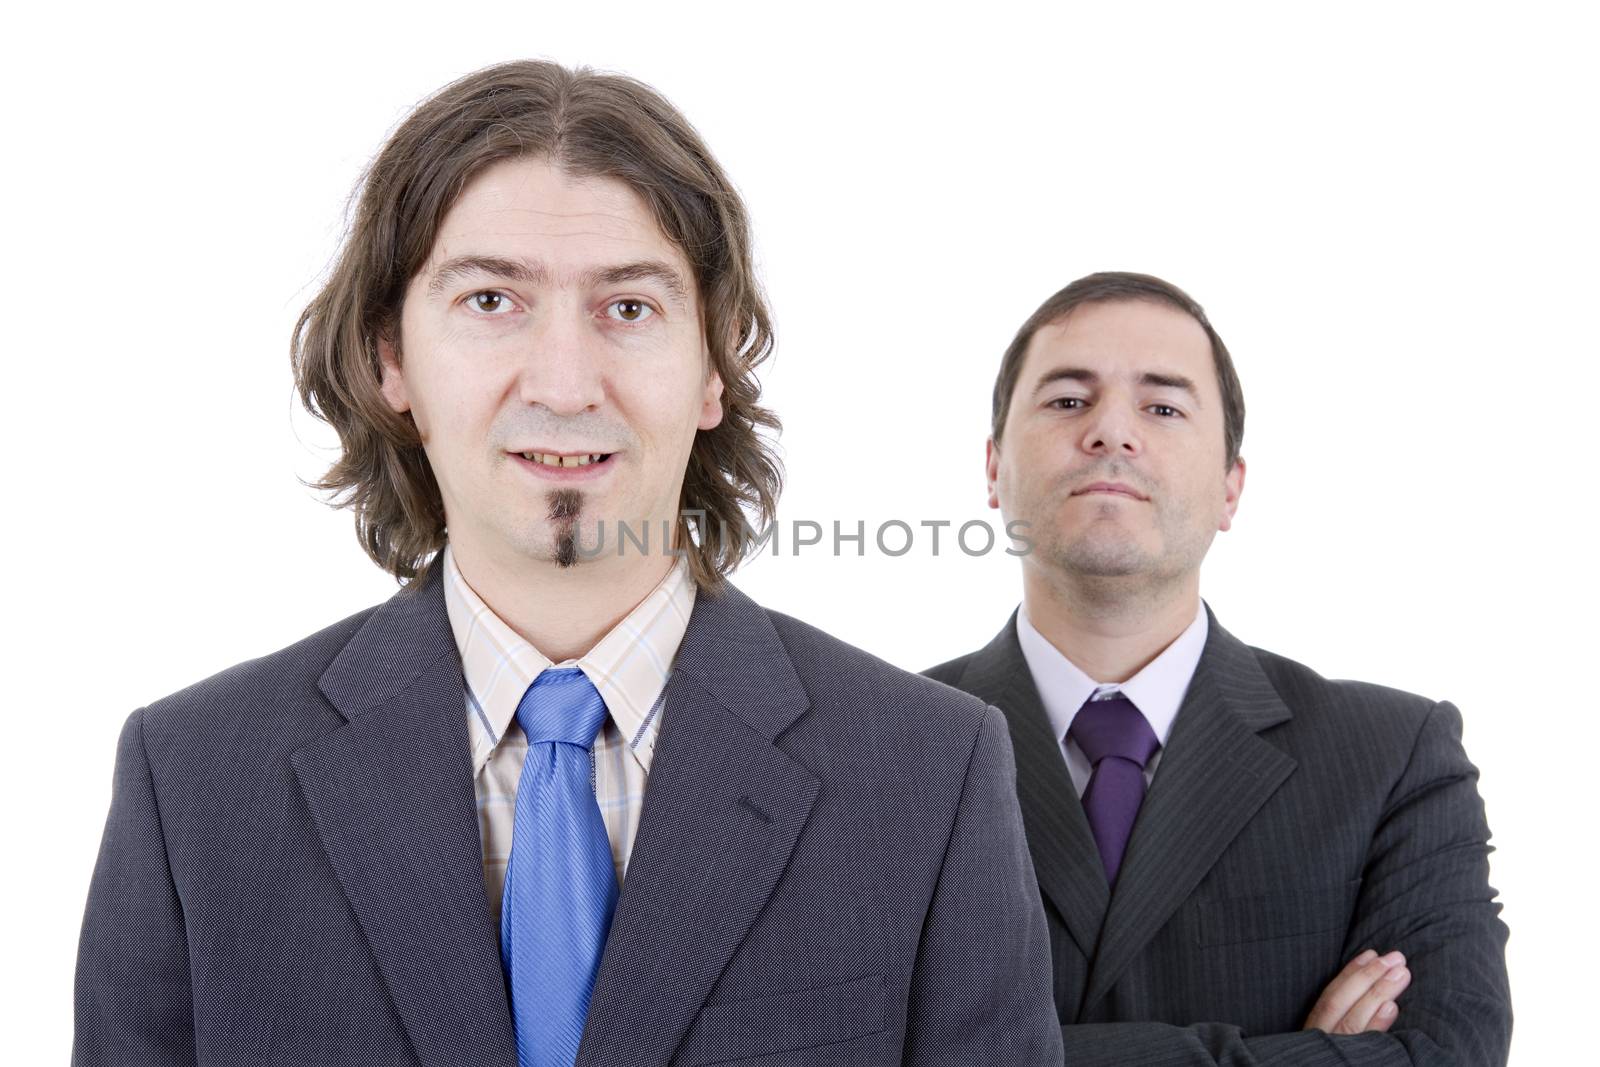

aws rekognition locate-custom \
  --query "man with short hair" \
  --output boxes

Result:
[926,272,1511,1065]
[73,62,1062,1067]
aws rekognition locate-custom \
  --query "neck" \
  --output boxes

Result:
[1021,563,1200,684]
[448,535,676,663]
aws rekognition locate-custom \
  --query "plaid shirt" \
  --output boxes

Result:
[440,545,695,922]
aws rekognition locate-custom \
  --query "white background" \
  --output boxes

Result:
[5,2,1594,1061]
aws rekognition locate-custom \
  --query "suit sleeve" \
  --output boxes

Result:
[902,705,1065,1066]
[74,708,198,1067]
[1054,699,1512,1067]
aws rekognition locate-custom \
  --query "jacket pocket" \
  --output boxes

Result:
[673,973,887,1066]
[1196,880,1361,946]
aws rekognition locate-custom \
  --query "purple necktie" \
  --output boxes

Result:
[1069,694,1160,886]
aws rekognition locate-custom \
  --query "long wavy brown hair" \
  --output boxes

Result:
[292,60,782,592]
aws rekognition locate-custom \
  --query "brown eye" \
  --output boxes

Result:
[470,292,508,314]
[607,300,653,323]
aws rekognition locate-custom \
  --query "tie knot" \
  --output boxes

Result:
[1068,694,1160,769]
[514,668,609,749]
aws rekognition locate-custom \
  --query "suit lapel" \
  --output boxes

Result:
[1082,609,1297,1014]
[956,613,1110,967]
[291,569,518,1067]
[575,583,819,1067]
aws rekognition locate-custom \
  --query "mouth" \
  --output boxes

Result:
[1071,481,1148,501]
[509,450,618,481]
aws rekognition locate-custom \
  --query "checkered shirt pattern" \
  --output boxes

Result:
[440,545,694,921]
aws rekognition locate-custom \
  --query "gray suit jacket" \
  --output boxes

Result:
[925,608,1511,1066]
[75,570,1063,1066]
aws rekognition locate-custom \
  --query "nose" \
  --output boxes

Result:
[1078,398,1141,457]
[516,306,606,415]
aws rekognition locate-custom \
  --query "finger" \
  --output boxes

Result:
[1339,950,1380,977]
[1304,951,1377,1031]
[1368,1000,1400,1033]
[1335,965,1411,1035]
[1304,951,1402,1031]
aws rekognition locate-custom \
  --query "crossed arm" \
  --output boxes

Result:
[1056,701,1512,1067]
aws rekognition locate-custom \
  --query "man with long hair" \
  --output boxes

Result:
[74,62,1062,1067]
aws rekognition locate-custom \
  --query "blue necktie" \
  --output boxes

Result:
[501,668,619,1067]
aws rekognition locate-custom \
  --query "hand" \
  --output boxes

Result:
[1302,949,1411,1034]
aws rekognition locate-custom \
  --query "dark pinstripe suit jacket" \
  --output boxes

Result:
[75,570,1063,1066]
[925,607,1511,1066]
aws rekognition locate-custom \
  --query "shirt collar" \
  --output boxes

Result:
[441,543,696,775]
[1015,599,1208,748]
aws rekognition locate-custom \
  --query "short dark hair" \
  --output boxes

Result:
[291,60,782,591]
[990,271,1245,467]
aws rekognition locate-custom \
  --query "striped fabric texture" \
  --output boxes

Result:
[925,607,1513,1066]
[441,545,694,920]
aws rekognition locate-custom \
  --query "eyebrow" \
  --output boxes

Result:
[425,254,691,307]
[1032,366,1203,404]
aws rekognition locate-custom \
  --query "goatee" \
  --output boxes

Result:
[547,489,582,568]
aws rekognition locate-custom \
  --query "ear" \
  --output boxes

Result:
[697,366,725,432]
[985,436,1002,510]
[1218,456,1246,531]
[376,335,411,415]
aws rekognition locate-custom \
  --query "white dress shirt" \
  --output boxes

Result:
[1015,600,1209,796]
